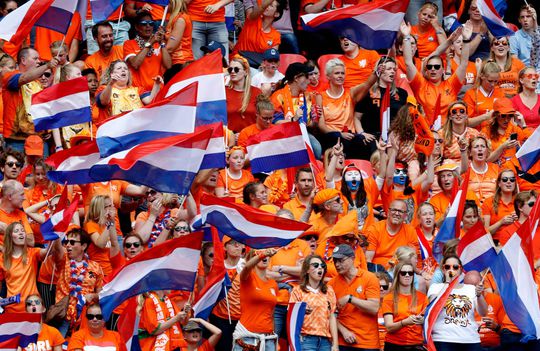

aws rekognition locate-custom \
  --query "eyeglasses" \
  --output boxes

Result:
[327,197,341,204]
[5,161,22,168]
[41,72,52,78]
[426,64,441,70]
[86,313,104,320]
[139,20,153,26]
[399,270,414,277]
[501,177,516,183]
[380,284,389,290]
[523,73,540,80]
[26,299,42,306]
[125,242,141,249]
[443,264,460,270]
[450,107,466,115]
[175,226,190,232]
[492,41,508,47]
[434,138,443,144]
[146,190,157,196]
[310,262,327,269]
[227,66,241,74]
[389,208,406,214]
[499,114,514,119]
[62,239,81,246]
[303,234,318,241]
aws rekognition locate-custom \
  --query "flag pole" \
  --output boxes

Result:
[115,4,124,39]
[55,36,66,60]
[161,5,168,27]
[223,283,232,324]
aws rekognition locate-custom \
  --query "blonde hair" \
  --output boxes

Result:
[86,195,110,225]
[59,64,81,83]
[475,60,501,88]
[228,56,252,114]
[489,36,512,72]
[167,0,189,32]
[390,260,418,314]
[100,60,131,86]
[442,100,468,145]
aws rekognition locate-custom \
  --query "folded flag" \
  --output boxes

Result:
[90,0,169,23]
[30,77,91,132]
[0,337,19,351]
[0,313,41,348]
[0,0,77,46]
[287,302,307,351]
[90,129,212,195]
[380,87,390,142]
[416,228,433,261]
[423,278,459,351]
[99,232,203,320]
[301,0,409,50]
[475,0,514,37]
[200,194,311,248]
[45,141,101,185]
[41,192,80,241]
[155,50,227,127]
[117,297,142,351]
[246,122,309,174]
[96,82,197,157]
[516,123,540,172]
[457,221,497,272]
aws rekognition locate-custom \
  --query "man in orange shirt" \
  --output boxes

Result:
[0,180,33,246]
[84,21,124,79]
[338,37,380,89]
[283,168,315,221]
[329,244,380,350]
[124,11,171,91]
[365,199,420,267]
[308,188,345,242]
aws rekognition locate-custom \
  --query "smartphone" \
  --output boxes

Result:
[510,133,518,140]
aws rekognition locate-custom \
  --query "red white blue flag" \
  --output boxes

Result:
[475,0,514,37]
[423,278,459,351]
[287,302,307,351]
[0,313,41,348]
[41,191,80,241]
[457,221,497,272]
[46,140,101,185]
[516,124,540,173]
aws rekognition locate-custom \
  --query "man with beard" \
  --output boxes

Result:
[84,21,124,79]
[364,199,420,268]
[124,11,171,91]
[283,167,315,221]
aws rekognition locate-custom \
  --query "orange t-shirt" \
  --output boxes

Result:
[450,59,477,86]
[381,182,429,227]
[482,124,532,163]
[481,196,515,241]
[329,269,380,349]
[289,285,337,338]
[239,270,278,333]
[25,324,65,351]
[68,328,127,351]
[463,87,506,129]
[429,190,479,222]
[381,292,428,345]
[411,26,439,58]
[340,50,380,89]
[169,13,194,65]
[234,17,281,54]
[35,12,83,61]
[0,207,33,245]
[409,72,463,125]
[0,247,41,312]
[213,270,241,320]
[24,184,63,245]
[283,196,308,221]
[123,39,165,91]
[442,128,482,162]
[80,181,129,210]
[365,221,420,267]
[477,293,501,347]
[84,220,113,276]
[497,58,526,97]
[84,46,125,79]
[320,88,356,132]
[468,162,499,205]
[216,169,254,200]
[188,0,226,22]
[238,124,263,148]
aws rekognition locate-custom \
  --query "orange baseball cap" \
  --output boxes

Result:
[493,98,516,114]
[24,135,44,156]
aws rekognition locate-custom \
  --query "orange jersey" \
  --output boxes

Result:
[468,162,499,205]
[239,270,278,333]
[35,12,83,61]
[381,182,429,226]
[381,292,428,345]
[123,39,165,91]
[0,248,41,312]
[320,88,356,132]
[237,124,263,148]
[216,169,254,200]
[289,285,337,338]
[329,269,380,349]
[463,87,506,130]
[429,190,479,222]
[168,13,194,65]
[234,17,281,54]
[283,196,309,221]
[482,124,532,163]
[0,207,33,245]
[481,196,516,241]
[84,46,124,79]
[68,328,127,351]
[497,58,526,97]
[340,50,380,89]
[84,220,113,276]
[442,127,481,162]
[25,324,65,351]
[450,59,477,86]
[411,25,439,58]
[365,221,420,267]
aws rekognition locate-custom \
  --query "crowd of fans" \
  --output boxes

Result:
[0,0,540,350]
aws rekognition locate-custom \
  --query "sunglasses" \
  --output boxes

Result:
[499,114,514,119]
[501,177,516,183]
[380,284,389,290]
[86,313,104,320]
[125,242,141,249]
[450,107,466,115]
[62,239,81,246]
[310,262,327,269]
[444,264,460,271]
[399,271,414,277]
[175,226,189,232]
[26,299,42,306]
[6,161,22,168]
[434,138,444,144]
[492,41,508,46]
[227,66,241,74]
[41,72,52,78]
[139,20,153,26]
[327,197,342,204]
[523,73,540,80]
[303,234,318,241]
[426,64,441,70]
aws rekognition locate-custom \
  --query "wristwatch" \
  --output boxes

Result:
[144,42,152,49]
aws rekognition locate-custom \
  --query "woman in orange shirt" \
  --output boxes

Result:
[442,101,481,162]
[83,195,117,276]
[166,0,194,67]
[481,169,518,242]
[215,146,254,200]
[233,248,279,351]
[410,2,446,59]
[489,36,525,97]
[462,136,499,204]
[290,254,339,351]
[382,260,428,350]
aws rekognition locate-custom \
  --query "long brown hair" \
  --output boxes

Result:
[389,105,415,143]
[493,169,518,215]
[299,254,328,294]
[2,222,28,270]
[390,261,418,315]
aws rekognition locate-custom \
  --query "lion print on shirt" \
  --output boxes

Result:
[443,293,473,327]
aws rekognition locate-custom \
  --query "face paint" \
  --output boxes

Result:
[393,168,408,185]
[344,170,361,191]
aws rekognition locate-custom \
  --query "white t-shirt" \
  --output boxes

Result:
[251,70,284,89]
[427,283,480,344]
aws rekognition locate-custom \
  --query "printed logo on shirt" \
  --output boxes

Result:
[443,293,473,327]
[358,59,367,68]
[356,286,363,294]
[267,40,274,47]
[270,288,276,296]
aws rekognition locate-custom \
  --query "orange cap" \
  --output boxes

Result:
[24,135,44,156]
[493,98,516,114]
[313,188,341,206]
[435,160,459,173]
[70,130,92,147]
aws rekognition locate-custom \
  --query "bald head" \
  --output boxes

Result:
[463,270,482,285]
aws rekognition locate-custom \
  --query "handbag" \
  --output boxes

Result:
[45,296,69,323]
